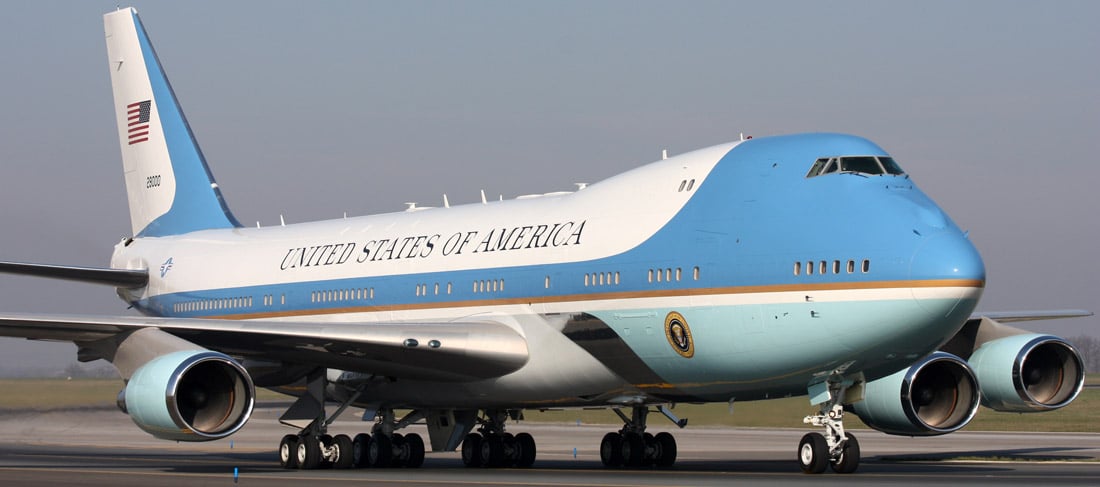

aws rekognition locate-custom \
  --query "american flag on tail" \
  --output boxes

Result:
[127,100,151,145]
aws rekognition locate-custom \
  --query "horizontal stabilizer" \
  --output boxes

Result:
[0,261,147,288]
[0,313,529,382]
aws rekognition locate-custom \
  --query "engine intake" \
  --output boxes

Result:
[120,350,255,441]
[852,352,980,436]
[967,334,1084,412]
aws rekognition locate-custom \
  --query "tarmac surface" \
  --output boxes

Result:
[1,402,1098,486]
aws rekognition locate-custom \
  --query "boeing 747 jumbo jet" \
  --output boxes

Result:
[0,7,1091,474]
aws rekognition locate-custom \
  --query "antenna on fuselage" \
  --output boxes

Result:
[480,190,487,204]
[443,194,450,208]
[662,149,668,160]
[279,215,286,226]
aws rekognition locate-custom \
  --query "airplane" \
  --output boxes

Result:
[0,7,1091,474]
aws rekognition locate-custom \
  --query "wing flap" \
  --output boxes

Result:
[0,313,529,382]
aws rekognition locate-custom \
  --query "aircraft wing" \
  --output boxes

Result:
[0,313,529,382]
[967,309,1093,323]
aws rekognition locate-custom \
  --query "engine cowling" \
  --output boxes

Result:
[967,334,1084,412]
[852,352,980,436]
[119,350,255,441]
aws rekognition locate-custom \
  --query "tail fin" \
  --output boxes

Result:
[104,8,240,237]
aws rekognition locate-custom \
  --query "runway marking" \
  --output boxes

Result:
[4,464,1100,486]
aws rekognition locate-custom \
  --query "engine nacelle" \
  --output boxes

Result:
[852,352,980,436]
[967,334,1084,412]
[119,350,255,441]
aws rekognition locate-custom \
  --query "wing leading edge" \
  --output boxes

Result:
[0,313,529,382]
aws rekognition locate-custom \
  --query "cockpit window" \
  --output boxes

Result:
[806,156,905,178]
[878,157,904,175]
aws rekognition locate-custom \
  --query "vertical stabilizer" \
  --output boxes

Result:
[104,8,240,237]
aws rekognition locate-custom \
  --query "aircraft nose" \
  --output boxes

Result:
[910,231,986,284]
[909,230,986,323]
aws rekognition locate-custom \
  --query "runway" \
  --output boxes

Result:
[2,403,1098,486]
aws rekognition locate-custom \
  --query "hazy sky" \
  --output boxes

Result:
[1,1,1097,371]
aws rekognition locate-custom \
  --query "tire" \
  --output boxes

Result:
[797,432,829,474]
[642,433,656,466]
[352,433,371,468]
[367,434,392,468]
[278,434,299,469]
[600,432,623,467]
[831,433,860,474]
[654,432,677,467]
[502,433,517,467]
[461,433,483,467]
[621,432,644,467]
[390,433,406,467]
[515,432,537,468]
[481,435,505,468]
[297,435,322,470]
[332,434,354,469]
[404,433,426,468]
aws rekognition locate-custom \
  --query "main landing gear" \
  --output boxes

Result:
[277,410,427,470]
[798,376,860,474]
[275,370,426,470]
[460,410,537,468]
[599,405,685,468]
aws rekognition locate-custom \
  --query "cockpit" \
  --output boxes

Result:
[805,156,905,178]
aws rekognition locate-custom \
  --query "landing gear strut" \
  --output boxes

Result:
[460,410,537,468]
[599,405,682,468]
[799,376,860,474]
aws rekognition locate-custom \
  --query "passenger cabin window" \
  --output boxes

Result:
[806,156,905,178]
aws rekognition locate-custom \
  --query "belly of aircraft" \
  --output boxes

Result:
[335,285,982,409]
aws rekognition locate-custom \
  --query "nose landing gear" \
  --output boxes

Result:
[799,375,861,474]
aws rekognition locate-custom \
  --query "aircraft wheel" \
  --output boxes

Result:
[654,432,677,467]
[278,434,299,469]
[502,433,518,467]
[331,434,354,469]
[461,433,483,467]
[297,435,323,470]
[515,432,537,467]
[481,435,505,467]
[642,433,657,466]
[798,432,829,474]
[367,434,392,468]
[352,433,371,468]
[600,432,623,467]
[621,432,644,467]
[404,433,426,468]
[390,433,406,467]
[831,433,860,474]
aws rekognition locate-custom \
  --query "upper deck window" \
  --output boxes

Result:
[806,156,905,178]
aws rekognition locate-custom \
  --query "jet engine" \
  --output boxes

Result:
[851,352,980,436]
[967,334,1084,412]
[118,350,255,441]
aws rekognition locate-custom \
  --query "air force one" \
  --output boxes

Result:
[0,7,1090,474]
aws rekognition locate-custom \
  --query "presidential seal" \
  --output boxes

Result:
[664,311,694,358]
